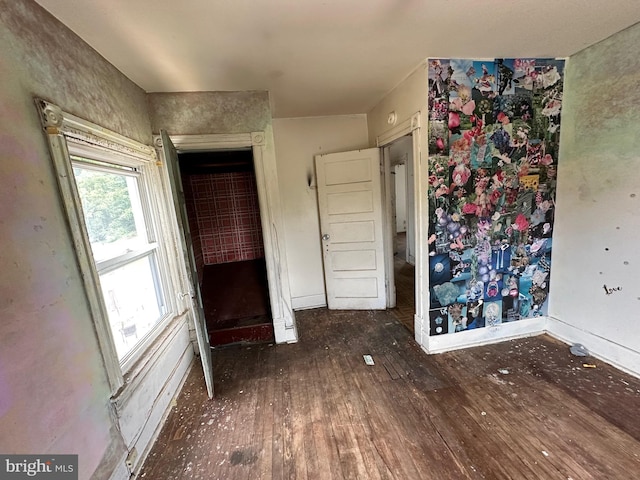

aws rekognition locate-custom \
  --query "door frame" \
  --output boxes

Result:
[376,112,422,333]
[153,132,298,344]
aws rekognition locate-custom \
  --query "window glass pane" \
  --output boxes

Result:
[100,254,166,360]
[73,160,169,363]
[73,165,147,262]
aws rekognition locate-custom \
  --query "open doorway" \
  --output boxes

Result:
[178,149,274,346]
[383,134,416,334]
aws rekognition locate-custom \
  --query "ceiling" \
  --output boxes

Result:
[35,0,640,118]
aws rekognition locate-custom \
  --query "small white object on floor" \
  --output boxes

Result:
[570,344,589,357]
[363,355,375,366]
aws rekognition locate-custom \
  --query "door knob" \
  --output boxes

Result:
[322,234,330,241]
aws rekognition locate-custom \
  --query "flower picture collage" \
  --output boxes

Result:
[427,58,564,335]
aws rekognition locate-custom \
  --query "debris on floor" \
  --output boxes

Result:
[583,363,597,369]
[498,368,510,374]
[570,343,589,357]
[363,354,375,366]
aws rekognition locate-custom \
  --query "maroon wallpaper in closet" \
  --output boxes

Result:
[188,171,264,264]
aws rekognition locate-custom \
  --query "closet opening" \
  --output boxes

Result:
[178,149,274,346]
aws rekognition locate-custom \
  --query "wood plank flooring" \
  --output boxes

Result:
[139,309,640,480]
[390,232,415,334]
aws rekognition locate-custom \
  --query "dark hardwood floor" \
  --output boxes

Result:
[391,232,415,334]
[139,308,640,480]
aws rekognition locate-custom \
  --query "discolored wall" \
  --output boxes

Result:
[148,91,272,135]
[0,1,152,478]
[550,23,640,374]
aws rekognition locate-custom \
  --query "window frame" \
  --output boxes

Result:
[70,154,172,367]
[38,99,180,390]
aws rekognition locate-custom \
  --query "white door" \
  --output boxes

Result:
[161,130,215,399]
[316,148,386,309]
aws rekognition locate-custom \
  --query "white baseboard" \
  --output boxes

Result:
[420,314,640,379]
[413,314,424,345]
[424,316,547,354]
[107,357,195,480]
[291,294,327,311]
[547,316,640,379]
[129,345,194,474]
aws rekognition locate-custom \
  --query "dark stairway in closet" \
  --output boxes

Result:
[180,150,274,347]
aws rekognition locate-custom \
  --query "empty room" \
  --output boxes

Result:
[1,1,640,479]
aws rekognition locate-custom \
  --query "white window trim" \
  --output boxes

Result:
[37,99,180,392]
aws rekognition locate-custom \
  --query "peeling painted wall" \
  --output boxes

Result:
[0,1,151,478]
[551,23,640,375]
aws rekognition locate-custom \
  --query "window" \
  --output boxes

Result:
[38,99,180,389]
[72,158,168,361]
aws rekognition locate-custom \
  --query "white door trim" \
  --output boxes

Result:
[376,112,421,147]
[381,145,396,308]
[376,112,423,337]
[153,132,298,344]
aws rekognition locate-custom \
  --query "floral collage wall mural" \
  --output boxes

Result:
[427,58,564,335]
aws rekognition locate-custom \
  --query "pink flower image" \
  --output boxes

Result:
[513,213,529,232]
[450,97,464,111]
[540,154,554,165]
[474,176,490,195]
[490,189,502,204]
[449,112,460,130]
[462,203,478,215]
[461,100,476,116]
[452,164,471,186]
[496,112,510,125]
[435,184,449,198]
[542,99,562,117]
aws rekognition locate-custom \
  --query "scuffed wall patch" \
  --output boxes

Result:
[427,58,564,335]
